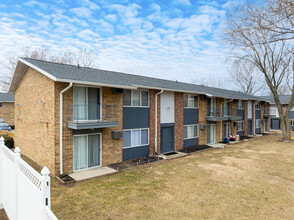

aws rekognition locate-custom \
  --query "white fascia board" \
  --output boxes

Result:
[55,78,137,90]
[132,84,210,96]
[18,58,57,81]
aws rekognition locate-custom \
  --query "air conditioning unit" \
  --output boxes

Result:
[200,95,207,100]
[112,131,123,139]
[200,124,206,130]
[112,88,124,94]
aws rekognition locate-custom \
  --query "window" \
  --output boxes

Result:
[291,119,294,126]
[237,121,244,131]
[255,102,260,110]
[123,128,149,148]
[237,100,244,109]
[123,90,149,107]
[184,94,198,108]
[256,119,261,128]
[0,103,2,108]
[264,103,268,114]
[270,108,276,115]
[291,104,294,111]
[184,124,198,139]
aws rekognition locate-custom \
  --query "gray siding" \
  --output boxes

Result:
[248,119,252,135]
[184,109,199,125]
[237,131,244,137]
[271,118,280,129]
[123,107,149,129]
[183,138,198,148]
[237,109,244,119]
[123,145,149,161]
[255,110,261,119]
[290,111,294,119]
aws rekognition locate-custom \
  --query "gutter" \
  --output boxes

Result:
[59,82,73,175]
[155,90,164,155]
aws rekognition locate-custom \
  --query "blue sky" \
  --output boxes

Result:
[0,0,238,87]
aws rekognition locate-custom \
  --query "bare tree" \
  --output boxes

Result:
[0,46,97,91]
[224,0,294,141]
[229,60,264,95]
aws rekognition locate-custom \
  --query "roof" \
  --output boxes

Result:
[0,93,14,102]
[9,57,268,101]
[261,95,293,105]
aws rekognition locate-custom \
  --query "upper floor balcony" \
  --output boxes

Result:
[206,108,242,122]
[67,104,118,130]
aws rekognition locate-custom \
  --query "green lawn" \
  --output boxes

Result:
[50,133,294,220]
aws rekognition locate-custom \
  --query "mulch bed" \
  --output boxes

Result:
[109,157,163,171]
[239,136,254,140]
[58,174,75,184]
[178,145,212,154]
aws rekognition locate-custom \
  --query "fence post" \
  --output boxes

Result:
[14,147,20,220]
[41,167,51,210]
[0,137,4,209]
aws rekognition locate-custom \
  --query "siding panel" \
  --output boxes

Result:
[123,145,149,161]
[183,138,198,148]
[184,109,199,125]
[123,107,149,129]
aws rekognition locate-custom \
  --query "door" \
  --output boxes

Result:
[264,120,268,132]
[224,122,230,138]
[88,88,100,120]
[73,134,101,171]
[248,120,252,135]
[161,126,174,154]
[207,124,216,144]
[207,98,216,116]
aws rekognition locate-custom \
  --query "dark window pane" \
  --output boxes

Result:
[141,129,148,145]
[123,90,131,106]
[123,131,131,148]
[141,91,148,106]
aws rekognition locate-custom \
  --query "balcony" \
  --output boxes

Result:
[206,108,242,122]
[67,104,118,130]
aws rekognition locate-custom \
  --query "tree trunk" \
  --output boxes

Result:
[279,113,292,141]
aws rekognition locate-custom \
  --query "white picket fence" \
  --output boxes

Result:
[0,137,58,220]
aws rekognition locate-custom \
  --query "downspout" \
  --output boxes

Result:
[60,82,73,175]
[220,98,233,141]
[155,90,164,155]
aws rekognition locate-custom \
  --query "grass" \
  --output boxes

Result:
[49,133,294,219]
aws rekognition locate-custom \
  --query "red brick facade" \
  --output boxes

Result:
[174,92,184,151]
[244,101,248,136]
[149,90,161,156]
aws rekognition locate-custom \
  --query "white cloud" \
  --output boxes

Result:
[104,14,117,23]
[172,0,191,6]
[70,7,92,18]
[76,30,100,41]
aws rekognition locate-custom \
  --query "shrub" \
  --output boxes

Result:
[3,135,14,149]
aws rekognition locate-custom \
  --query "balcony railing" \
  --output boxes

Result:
[206,108,241,121]
[67,104,118,129]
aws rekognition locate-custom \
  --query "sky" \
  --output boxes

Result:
[0,0,239,88]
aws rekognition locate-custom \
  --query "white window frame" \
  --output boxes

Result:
[291,104,294,111]
[255,119,261,128]
[123,90,149,107]
[237,121,244,131]
[237,100,244,109]
[73,132,102,172]
[123,128,149,149]
[184,94,199,109]
[290,119,294,126]
[183,124,199,139]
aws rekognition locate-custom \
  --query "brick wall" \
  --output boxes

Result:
[102,87,123,166]
[261,102,264,133]
[15,67,56,174]
[198,96,207,145]
[174,92,183,151]
[54,82,73,175]
[149,90,161,155]
[0,102,14,126]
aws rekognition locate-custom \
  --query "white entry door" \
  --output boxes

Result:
[207,124,216,144]
[73,134,101,171]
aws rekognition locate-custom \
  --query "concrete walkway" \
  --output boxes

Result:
[69,167,118,181]
[161,151,188,160]
[208,143,226,148]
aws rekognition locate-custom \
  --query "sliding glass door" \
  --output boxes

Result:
[207,124,216,144]
[73,86,100,121]
[73,134,101,171]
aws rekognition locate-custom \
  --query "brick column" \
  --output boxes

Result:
[149,90,161,156]
[174,92,183,151]
[261,102,264,133]
[198,97,207,145]
[252,101,255,134]
[244,101,248,136]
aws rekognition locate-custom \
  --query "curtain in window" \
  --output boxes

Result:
[73,136,87,171]
[132,130,140,146]
[141,91,148,106]
[141,129,148,145]
[74,87,87,120]
[123,131,131,148]
[88,135,100,167]
[88,88,99,120]
[132,91,140,106]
